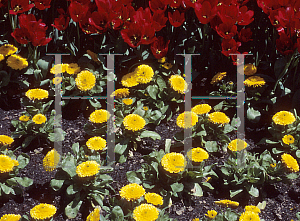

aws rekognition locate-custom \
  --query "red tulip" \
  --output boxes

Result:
[168,10,185,27]
[215,22,237,39]
[221,38,241,57]
[68,1,89,23]
[152,11,168,31]
[89,9,110,33]
[52,9,70,31]
[151,36,170,59]
[195,1,217,24]
[276,32,294,55]
[79,11,99,34]
[238,28,253,42]
[121,22,144,48]
[238,6,254,26]
[9,0,34,15]
[149,0,167,13]
[217,4,238,25]
[33,0,51,10]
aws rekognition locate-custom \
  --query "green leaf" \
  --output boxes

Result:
[50,179,65,191]
[296,150,300,158]
[6,178,18,186]
[165,139,171,153]
[65,194,83,219]
[191,183,203,197]
[62,155,77,177]
[150,110,162,121]
[126,171,141,184]
[14,177,33,187]
[67,184,82,195]
[247,107,261,123]
[0,183,15,195]
[230,189,243,198]
[115,143,128,155]
[170,183,184,193]
[17,153,30,169]
[72,143,80,155]
[156,76,166,90]
[205,141,218,152]
[111,206,124,221]
[140,130,161,140]
[231,117,241,129]
[48,128,66,142]
[223,124,234,133]
[248,185,259,197]
[147,85,159,100]
[22,136,35,148]
[213,101,223,111]
[257,201,266,210]
[286,173,299,180]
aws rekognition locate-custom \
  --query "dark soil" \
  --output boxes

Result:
[1,102,300,220]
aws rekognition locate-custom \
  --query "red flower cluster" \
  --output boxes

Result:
[257,0,300,54]
[9,0,52,13]
[11,14,52,47]
[193,0,254,62]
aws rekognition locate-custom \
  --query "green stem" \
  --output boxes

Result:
[77,23,81,52]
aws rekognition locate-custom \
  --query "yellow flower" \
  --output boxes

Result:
[187,147,209,162]
[123,98,133,105]
[50,64,68,74]
[281,153,299,172]
[169,75,187,94]
[30,203,57,220]
[239,211,260,221]
[89,109,110,124]
[86,136,106,151]
[239,64,257,76]
[133,204,159,221]
[87,50,101,64]
[208,112,230,125]
[0,135,14,145]
[215,199,239,207]
[0,214,21,221]
[270,163,276,168]
[144,193,163,206]
[53,77,62,85]
[191,104,212,115]
[158,57,166,63]
[0,54,4,61]
[282,135,295,145]
[75,70,96,91]
[121,71,139,87]
[143,106,149,111]
[205,210,218,219]
[227,139,248,151]
[0,44,18,56]
[192,219,200,221]
[211,72,227,84]
[205,177,212,182]
[7,54,28,70]
[162,62,173,69]
[76,161,100,177]
[161,152,185,173]
[86,207,101,221]
[245,205,261,213]
[0,155,18,173]
[244,76,266,87]
[111,88,130,99]
[176,111,198,129]
[272,111,296,126]
[43,149,60,172]
[25,88,49,100]
[135,64,154,84]
[19,115,30,122]
[119,183,145,201]
[66,63,80,74]
[32,114,47,124]
[123,114,146,131]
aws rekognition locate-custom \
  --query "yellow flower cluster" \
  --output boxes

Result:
[133,203,159,221]
[76,161,100,177]
[187,147,209,162]
[123,98,133,105]
[50,63,81,75]
[111,88,130,99]
[121,65,154,87]
[282,135,295,145]
[6,54,28,70]
[176,111,198,129]
[0,155,19,173]
[244,76,266,87]
[123,114,146,131]
[272,111,296,126]
[281,153,299,172]
[119,183,145,201]
[43,149,60,172]
[30,203,57,220]
[0,135,14,146]
[32,114,47,124]
[89,109,110,123]
[0,44,18,56]
[208,112,230,125]
[161,152,185,173]
[227,139,248,151]
[144,193,163,206]
[0,214,21,221]
[191,104,212,115]
[86,207,101,221]
[244,205,261,214]
[239,211,260,221]
[75,70,96,91]
[86,136,106,151]
[205,210,218,219]
[211,72,226,84]
[215,199,239,207]
[169,75,187,94]
[19,115,30,122]
[241,64,257,76]
[25,88,49,100]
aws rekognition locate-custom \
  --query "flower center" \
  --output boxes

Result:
[13,5,22,12]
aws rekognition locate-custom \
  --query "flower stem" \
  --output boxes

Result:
[77,23,81,52]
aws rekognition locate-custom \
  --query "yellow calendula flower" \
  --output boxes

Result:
[119,183,145,201]
[143,106,149,111]
[227,139,248,151]
[121,71,139,87]
[244,76,266,87]
[25,88,49,100]
[144,193,163,206]
[76,161,100,177]
[239,211,260,221]
[133,204,159,221]
[43,149,60,172]
[19,115,30,122]
[191,104,212,115]
[135,64,154,84]
[169,75,187,94]
[245,205,261,213]
[272,111,296,126]
[187,147,209,162]
[205,210,218,219]
[211,72,227,84]
[66,63,80,75]
[123,98,133,105]
[176,111,198,129]
[7,54,28,70]
[86,207,101,221]
[162,62,173,69]
[123,114,146,131]
[161,152,185,173]
[0,155,18,173]
[239,64,257,76]
[281,153,299,172]
[0,54,4,61]
[282,135,295,145]
[50,64,68,74]
[0,44,18,56]
[0,214,21,221]
[158,57,166,63]
[215,199,239,207]
[53,77,62,85]
[30,203,57,220]
[89,109,110,124]
[111,88,130,99]
[32,114,47,124]
[270,163,276,168]
[75,70,96,91]
[208,112,230,125]
[0,135,14,146]
[192,219,200,221]
[86,136,106,151]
